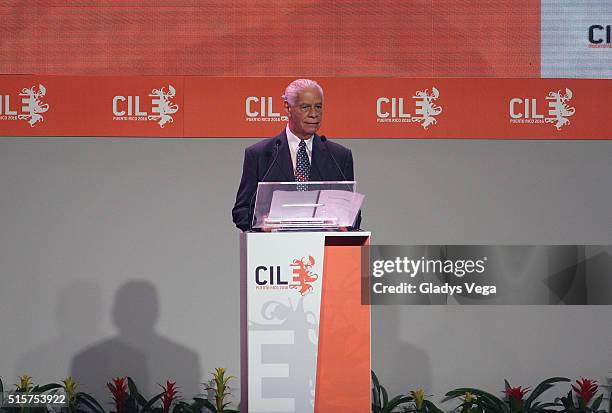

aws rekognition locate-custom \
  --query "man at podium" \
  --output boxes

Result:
[232,78,360,231]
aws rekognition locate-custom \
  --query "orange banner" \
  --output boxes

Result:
[0,76,609,139]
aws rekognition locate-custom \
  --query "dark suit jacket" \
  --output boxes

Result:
[232,130,360,231]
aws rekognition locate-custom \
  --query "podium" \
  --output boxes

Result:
[240,231,371,413]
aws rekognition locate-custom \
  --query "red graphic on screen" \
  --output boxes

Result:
[0,2,539,77]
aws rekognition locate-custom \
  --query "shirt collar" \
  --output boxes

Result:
[286,125,314,153]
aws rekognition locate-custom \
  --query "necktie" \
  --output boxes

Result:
[295,140,310,190]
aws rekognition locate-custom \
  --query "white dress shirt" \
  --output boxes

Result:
[286,125,313,171]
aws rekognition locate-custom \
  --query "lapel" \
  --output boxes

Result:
[310,134,329,181]
[276,130,296,182]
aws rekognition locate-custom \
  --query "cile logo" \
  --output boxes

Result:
[288,256,318,296]
[255,255,319,295]
[0,84,49,127]
[112,85,179,128]
[509,88,575,130]
[588,25,612,48]
[245,96,288,123]
[376,87,442,129]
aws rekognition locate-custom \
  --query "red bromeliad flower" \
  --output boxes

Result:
[572,378,598,406]
[107,377,127,413]
[504,386,530,404]
[160,381,179,413]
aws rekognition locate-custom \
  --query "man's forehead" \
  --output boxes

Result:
[296,88,323,103]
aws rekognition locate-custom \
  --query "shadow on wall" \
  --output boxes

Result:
[71,280,202,401]
[15,280,106,383]
[371,246,435,397]
[371,305,432,398]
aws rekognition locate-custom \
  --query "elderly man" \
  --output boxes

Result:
[232,78,359,231]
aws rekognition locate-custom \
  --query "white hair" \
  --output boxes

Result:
[282,79,324,106]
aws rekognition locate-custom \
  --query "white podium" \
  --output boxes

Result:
[240,231,371,413]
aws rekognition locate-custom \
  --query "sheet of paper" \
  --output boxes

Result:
[314,190,364,226]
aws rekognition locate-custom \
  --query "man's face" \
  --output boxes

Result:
[285,87,323,140]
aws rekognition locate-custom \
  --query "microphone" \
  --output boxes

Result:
[320,135,349,182]
[247,139,282,229]
[309,143,325,182]
[261,139,282,182]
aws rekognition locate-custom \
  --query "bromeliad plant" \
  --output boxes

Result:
[0,371,242,413]
[62,376,107,413]
[63,377,78,412]
[2,375,63,413]
[15,375,35,393]
[0,375,103,413]
[155,368,242,413]
[370,372,443,413]
[451,391,485,413]
[556,378,606,413]
[200,368,239,413]
[2,371,609,413]
[107,377,128,413]
[159,381,179,413]
[445,377,570,413]
[504,385,531,412]
[401,389,444,413]
[107,377,164,413]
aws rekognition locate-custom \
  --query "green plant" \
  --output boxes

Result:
[371,370,413,413]
[15,375,34,393]
[608,375,611,413]
[200,368,239,413]
[170,398,207,413]
[450,392,485,413]
[401,389,444,413]
[4,371,610,413]
[158,381,179,413]
[445,377,570,413]
[61,376,107,413]
[556,378,606,413]
[0,375,62,413]
[107,377,163,413]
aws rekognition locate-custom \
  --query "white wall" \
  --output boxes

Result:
[0,138,610,406]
